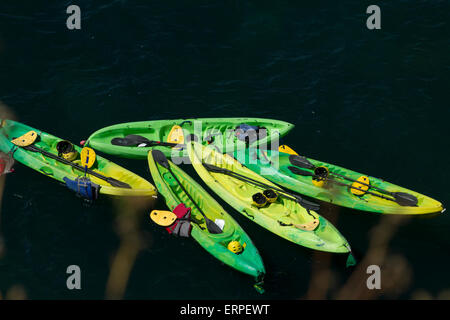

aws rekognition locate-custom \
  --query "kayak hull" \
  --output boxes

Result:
[86,118,294,159]
[148,149,265,279]
[236,148,444,215]
[0,119,157,198]
[188,142,351,254]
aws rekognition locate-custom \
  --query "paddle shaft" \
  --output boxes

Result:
[325,176,398,202]
[329,171,397,197]
[290,166,399,203]
[203,164,319,211]
[24,145,131,188]
[151,141,185,148]
[293,155,397,197]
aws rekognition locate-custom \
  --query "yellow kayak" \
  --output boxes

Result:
[0,119,157,198]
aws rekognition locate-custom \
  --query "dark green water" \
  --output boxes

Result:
[0,1,449,299]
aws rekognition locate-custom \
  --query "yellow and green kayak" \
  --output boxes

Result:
[235,146,444,215]
[187,142,352,254]
[85,118,294,158]
[148,149,265,289]
[0,119,157,198]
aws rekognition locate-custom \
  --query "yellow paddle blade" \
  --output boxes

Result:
[11,131,38,147]
[80,147,96,168]
[351,176,370,196]
[279,145,298,155]
[294,218,319,231]
[167,125,184,144]
[150,210,177,227]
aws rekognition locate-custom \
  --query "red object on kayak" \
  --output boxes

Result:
[166,203,192,235]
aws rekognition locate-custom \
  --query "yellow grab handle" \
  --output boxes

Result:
[294,218,319,231]
[150,210,177,227]
[80,147,96,168]
[11,131,38,147]
[167,125,185,144]
[279,145,298,155]
[351,176,370,196]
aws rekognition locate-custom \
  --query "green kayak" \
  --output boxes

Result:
[187,142,352,254]
[86,118,294,159]
[0,119,157,198]
[147,149,265,288]
[235,146,444,215]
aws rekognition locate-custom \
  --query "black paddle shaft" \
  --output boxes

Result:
[24,145,131,188]
[203,163,320,212]
[289,155,418,206]
[287,166,417,206]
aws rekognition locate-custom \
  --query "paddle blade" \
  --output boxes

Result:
[152,149,170,169]
[299,198,320,212]
[11,131,38,147]
[205,218,224,234]
[393,192,418,207]
[291,194,320,211]
[81,147,96,168]
[279,145,298,155]
[287,166,314,176]
[289,155,315,170]
[106,177,132,189]
[111,134,151,147]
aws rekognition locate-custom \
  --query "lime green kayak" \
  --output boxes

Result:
[147,149,265,286]
[235,147,444,215]
[0,119,157,198]
[187,142,352,254]
[86,118,294,159]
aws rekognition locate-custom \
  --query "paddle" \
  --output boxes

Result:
[202,163,320,212]
[12,132,132,189]
[287,166,417,206]
[151,149,223,234]
[111,134,184,148]
[288,153,418,206]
